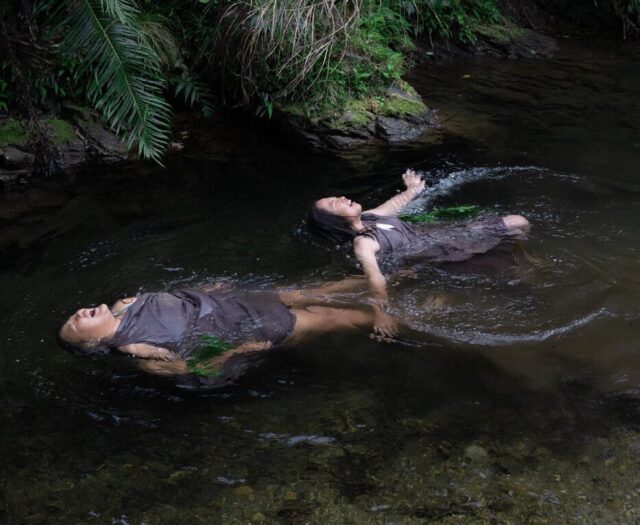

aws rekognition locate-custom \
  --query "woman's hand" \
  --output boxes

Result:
[373,311,399,339]
[364,169,425,216]
[402,169,426,193]
[371,301,399,339]
[200,280,233,293]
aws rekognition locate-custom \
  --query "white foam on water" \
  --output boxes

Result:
[403,165,548,214]
[415,307,609,348]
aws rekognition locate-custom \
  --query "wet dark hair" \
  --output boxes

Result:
[306,202,360,244]
[56,334,111,357]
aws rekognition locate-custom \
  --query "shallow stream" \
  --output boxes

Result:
[1,39,639,524]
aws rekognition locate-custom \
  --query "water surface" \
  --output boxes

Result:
[1,39,639,524]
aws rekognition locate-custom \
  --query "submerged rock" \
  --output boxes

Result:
[464,444,489,464]
[474,23,558,59]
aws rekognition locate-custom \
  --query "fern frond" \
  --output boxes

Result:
[137,12,182,70]
[173,70,215,117]
[62,0,172,163]
[98,0,138,25]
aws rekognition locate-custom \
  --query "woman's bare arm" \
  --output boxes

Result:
[136,358,189,376]
[127,341,270,377]
[353,236,399,337]
[364,169,426,217]
[188,341,271,376]
[119,342,176,360]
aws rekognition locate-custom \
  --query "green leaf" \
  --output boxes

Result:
[186,335,233,377]
[62,0,172,163]
[400,205,484,223]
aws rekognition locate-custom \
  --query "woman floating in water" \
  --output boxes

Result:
[58,278,386,385]
[307,169,530,337]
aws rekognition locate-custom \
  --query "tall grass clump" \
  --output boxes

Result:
[206,0,510,113]
[208,0,414,113]
[411,0,501,44]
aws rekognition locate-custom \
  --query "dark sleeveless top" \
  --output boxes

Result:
[106,290,295,355]
[360,213,523,263]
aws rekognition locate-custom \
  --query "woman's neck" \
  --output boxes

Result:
[350,217,366,232]
[101,316,123,342]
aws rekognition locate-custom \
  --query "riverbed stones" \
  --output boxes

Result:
[233,485,255,499]
[1,147,34,169]
[464,444,489,464]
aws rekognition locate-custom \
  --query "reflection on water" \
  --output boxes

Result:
[1,40,640,523]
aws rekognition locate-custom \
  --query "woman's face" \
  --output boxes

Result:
[315,196,362,219]
[59,304,116,345]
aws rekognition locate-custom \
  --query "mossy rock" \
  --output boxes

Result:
[473,21,557,58]
[45,119,77,145]
[275,80,435,149]
[0,118,77,148]
[476,21,526,44]
[0,119,28,148]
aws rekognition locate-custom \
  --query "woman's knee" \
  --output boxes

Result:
[503,214,530,233]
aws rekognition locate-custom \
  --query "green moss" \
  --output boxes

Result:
[0,119,28,148]
[393,79,419,97]
[45,119,76,145]
[276,102,307,119]
[377,94,426,118]
[476,21,526,43]
[338,98,375,128]
[278,80,425,131]
[0,118,77,148]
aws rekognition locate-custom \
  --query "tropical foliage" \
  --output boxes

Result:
[0,0,638,168]
[61,0,173,162]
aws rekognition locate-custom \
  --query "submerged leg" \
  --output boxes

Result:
[278,276,368,308]
[286,305,375,345]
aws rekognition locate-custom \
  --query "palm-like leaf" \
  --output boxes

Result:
[62,0,171,162]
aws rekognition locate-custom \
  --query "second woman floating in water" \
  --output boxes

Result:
[307,169,530,337]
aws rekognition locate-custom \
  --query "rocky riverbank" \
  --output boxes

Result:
[272,20,558,151]
[0,110,128,186]
[7,0,639,184]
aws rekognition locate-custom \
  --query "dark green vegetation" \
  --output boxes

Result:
[400,205,484,223]
[186,335,233,377]
[1,0,639,166]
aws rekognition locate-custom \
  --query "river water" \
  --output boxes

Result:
[1,40,639,524]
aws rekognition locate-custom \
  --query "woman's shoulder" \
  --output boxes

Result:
[110,296,138,316]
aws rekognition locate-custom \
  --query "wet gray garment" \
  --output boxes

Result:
[106,290,295,354]
[360,213,522,263]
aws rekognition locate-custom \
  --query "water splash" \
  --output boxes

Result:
[404,166,549,213]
